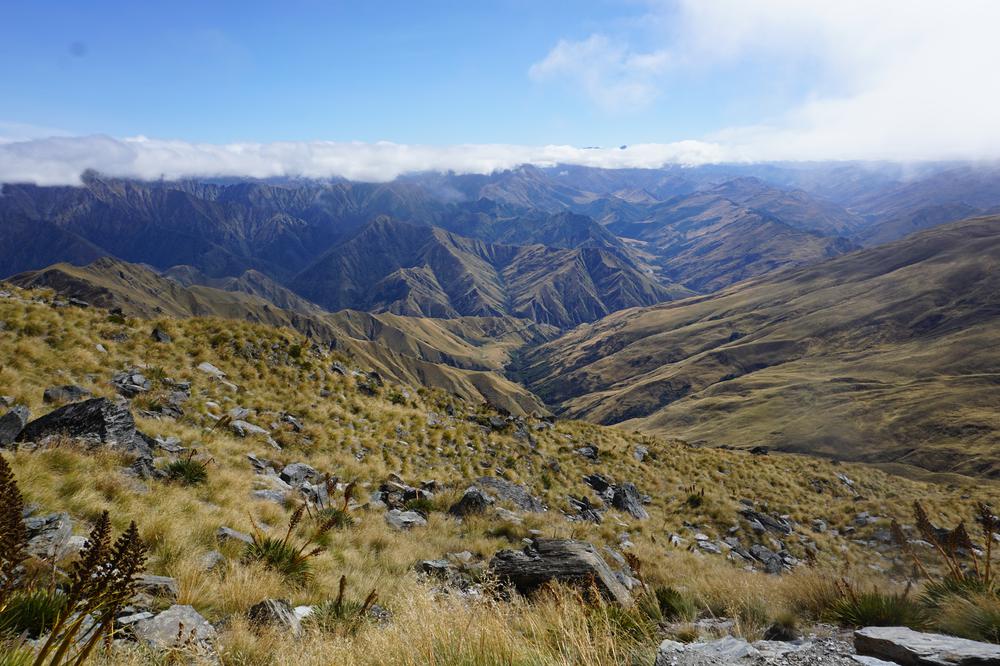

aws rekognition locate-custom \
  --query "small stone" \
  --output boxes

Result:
[151,327,172,343]
[385,509,427,530]
[0,405,30,447]
[448,487,494,517]
[133,605,216,650]
[217,526,253,545]
[135,574,179,601]
[248,598,301,636]
[42,385,92,404]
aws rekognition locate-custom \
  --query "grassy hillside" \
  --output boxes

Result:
[1,286,998,664]
[517,215,1000,478]
[10,258,551,415]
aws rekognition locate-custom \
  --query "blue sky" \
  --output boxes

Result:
[2,0,814,146]
[2,1,999,184]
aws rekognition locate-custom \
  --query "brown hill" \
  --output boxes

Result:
[515,215,1000,477]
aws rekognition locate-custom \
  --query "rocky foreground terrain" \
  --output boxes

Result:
[1,285,999,665]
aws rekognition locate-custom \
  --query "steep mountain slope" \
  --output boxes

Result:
[8,258,551,414]
[291,217,676,327]
[516,215,1000,477]
[599,192,857,291]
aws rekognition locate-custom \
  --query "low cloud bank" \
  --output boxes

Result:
[0,135,733,186]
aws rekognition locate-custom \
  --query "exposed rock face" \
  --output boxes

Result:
[279,462,322,487]
[17,398,153,460]
[0,405,29,446]
[489,539,632,607]
[385,509,428,530]
[24,512,74,559]
[248,599,301,636]
[611,483,649,520]
[133,605,216,650]
[854,626,1000,665]
[112,369,152,398]
[475,476,545,512]
[42,385,91,404]
[448,487,494,517]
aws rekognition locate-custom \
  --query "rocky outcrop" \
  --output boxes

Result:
[17,398,153,461]
[133,605,216,651]
[248,599,301,636]
[448,487,494,517]
[854,626,1000,665]
[0,405,29,446]
[489,539,632,606]
[475,476,545,512]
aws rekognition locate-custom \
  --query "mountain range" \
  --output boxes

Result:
[4,161,1000,477]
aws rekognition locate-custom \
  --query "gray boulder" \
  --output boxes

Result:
[151,327,172,343]
[43,385,91,404]
[25,512,74,559]
[17,398,153,461]
[279,462,321,487]
[385,509,428,530]
[475,476,545,513]
[854,626,1000,665]
[112,369,152,398]
[611,483,649,520]
[135,574,179,601]
[0,405,29,446]
[231,420,270,438]
[448,487,494,517]
[133,604,216,650]
[489,539,632,607]
[217,526,253,545]
[248,598,301,636]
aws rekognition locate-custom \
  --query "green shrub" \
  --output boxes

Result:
[827,585,926,629]
[920,574,994,610]
[164,456,210,486]
[653,586,699,622]
[937,592,1000,644]
[403,497,434,516]
[0,642,33,666]
[305,576,378,636]
[0,589,66,638]
[243,504,338,586]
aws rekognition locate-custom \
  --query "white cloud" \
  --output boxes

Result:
[533,0,1000,161]
[0,134,732,186]
[528,34,671,110]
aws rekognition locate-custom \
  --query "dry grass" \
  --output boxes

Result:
[2,286,999,663]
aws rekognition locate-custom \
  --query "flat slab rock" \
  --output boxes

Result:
[855,626,1000,665]
[489,538,632,607]
[656,635,872,666]
[133,604,216,650]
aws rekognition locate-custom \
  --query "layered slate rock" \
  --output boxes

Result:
[248,599,301,636]
[0,405,29,446]
[17,398,153,458]
[854,626,1000,665]
[611,483,649,520]
[133,605,216,650]
[489,539,632,606]
[448,487,494,517]
[475,476,545,512]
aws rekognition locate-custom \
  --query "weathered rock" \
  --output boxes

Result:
[575,444,599,461]
[151,327,172,343]
[25,512,74,559]
[385,509,427,530]
[197,362,226,378]
[133,604,216,650]
[18,398,153,460]
[217,526,253,545]
[740,508,794,535]
[611,483,649,520]
[199,550,226,572]
[448,487,494,517]
[112,369,152,398]
[854,626,1000,665]
[567,496,603,523]
[279,462,321,487]
[475,476,545,512]
[583,473,613,494]
[42,385,91,404]
[749,543,784,574]
[231,420,270,438]
[489,539,633,607]
[248,598,301,636]
[252,489,288,505]
[633,446,649,462]
[136,574,179,601]
[654,636,759,666]
[0,405,29,446]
